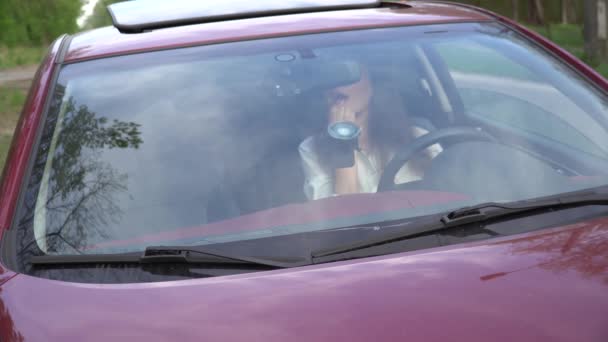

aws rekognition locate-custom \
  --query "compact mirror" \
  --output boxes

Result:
[328,121,361,140]
[316,121,361,169]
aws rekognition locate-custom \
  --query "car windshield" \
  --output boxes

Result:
[15,22,608,258]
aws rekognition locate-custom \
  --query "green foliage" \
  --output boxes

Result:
[596,63,608,79]
[0,0,82,46]
[82,0,123,30]
[0,85,25,168]
[0,45,46,69]
[528,24,582,45]
[527,24,585,59]
[451,0,583,24]
[0,86,26,130]
[0,85,27,166]
[0,135,13,168]
[526,23,608,78]
[0,87,26,110]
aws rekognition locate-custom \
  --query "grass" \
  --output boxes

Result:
[527,24,608,78]
[0,86,26,131]
[596,63,608,77]
[0,45,46,70]
[0,85,27,166]
[530,24,584,50]
[0,135,13,168]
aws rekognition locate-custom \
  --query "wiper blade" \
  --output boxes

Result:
[31,245,306,269]
[441,188,608,225]
[312,186,608,259]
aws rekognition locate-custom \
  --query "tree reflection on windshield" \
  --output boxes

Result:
[18,84,143,257]
[481,223,608,285]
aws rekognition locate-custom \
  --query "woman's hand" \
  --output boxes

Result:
[327,67,372,195]
[327,95,369,128]
[328,97,358,124]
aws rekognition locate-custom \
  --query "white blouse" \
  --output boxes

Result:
[298,127,442,200]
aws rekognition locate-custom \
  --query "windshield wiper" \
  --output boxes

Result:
[312,186,608,259]
[30,245,307,269]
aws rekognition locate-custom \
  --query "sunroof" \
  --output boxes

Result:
[108,0,383,33]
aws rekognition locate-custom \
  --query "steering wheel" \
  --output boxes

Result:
[377,126,497,192]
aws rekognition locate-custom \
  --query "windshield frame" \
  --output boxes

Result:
[6,20,608,280]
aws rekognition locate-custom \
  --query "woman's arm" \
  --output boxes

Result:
[335,163,359,195]
[412,126,443,158]
[299,136,334,200]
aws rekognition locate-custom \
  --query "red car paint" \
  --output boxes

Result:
[64,3,491,63]
[0,1,607,341]
[1,219,607,341]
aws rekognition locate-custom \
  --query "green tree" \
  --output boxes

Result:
[82,0,123,30]
[0,0,82,46]
[448,0,582,24]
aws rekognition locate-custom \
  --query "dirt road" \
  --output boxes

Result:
[0,65,38,86]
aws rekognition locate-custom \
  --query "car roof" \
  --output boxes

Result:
[65,1,491,64]
[107,0,384,33]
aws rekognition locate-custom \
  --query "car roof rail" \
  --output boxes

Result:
[107,0,411,34]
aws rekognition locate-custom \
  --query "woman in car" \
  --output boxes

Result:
[299,66,441,200]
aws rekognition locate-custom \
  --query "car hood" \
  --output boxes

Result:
[1,219,607,341]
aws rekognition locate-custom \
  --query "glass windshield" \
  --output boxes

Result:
[16,22,608,258]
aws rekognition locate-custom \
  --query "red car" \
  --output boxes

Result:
[0,0,607,340]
